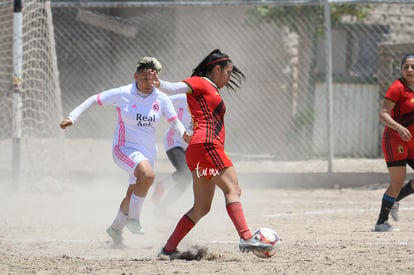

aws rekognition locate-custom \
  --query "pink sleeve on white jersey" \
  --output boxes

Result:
[161,92,178,122]
[68,95,98,123]
[163,94,192,150]
[159,92,186,138]
[68,87,123,123]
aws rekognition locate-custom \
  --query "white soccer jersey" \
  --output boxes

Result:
[68,82,178,160]
[162,94,192,151]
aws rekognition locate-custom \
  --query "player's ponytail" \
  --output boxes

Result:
[191,49,245,91]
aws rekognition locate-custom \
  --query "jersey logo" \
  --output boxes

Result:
[398,145,404,154]
[132,104,137,108]
[152,101,160,112]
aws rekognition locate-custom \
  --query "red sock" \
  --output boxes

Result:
[226,202,252,240]
[164,215,195,253]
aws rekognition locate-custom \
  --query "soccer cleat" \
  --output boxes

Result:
[157,248,180,260]
[390,201,399,221]
[239,237,273,253]
[374,221,399,232]
[126,218,145,234]
[106,226,124,246]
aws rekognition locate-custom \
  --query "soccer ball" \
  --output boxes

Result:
[251,227,280,258]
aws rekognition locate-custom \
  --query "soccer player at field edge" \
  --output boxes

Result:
[375,53,414,232]
[151,93,193,213]
[153,49,273,259]
[59,57,190,246]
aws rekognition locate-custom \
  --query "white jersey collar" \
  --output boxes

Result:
[133,81,153,98]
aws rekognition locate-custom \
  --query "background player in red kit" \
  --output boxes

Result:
[153,49,273,258]
[375,53,414,232]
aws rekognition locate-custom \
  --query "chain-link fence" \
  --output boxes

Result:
[1,1,414,176]
[0,0,64,188]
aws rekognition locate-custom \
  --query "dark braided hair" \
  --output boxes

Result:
[191,49,245,91]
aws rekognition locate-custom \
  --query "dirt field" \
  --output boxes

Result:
[1,179,414,274]
[1,140,414,274]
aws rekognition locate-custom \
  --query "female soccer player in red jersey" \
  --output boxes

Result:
[153,49,272,258]
[375,53,414,232]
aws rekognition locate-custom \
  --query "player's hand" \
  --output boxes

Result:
[183,131,192,144]
[59,118,73,129]
[398,126,412,141]
[152,70,160,88]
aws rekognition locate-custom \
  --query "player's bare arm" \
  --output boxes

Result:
[379,98,412,141]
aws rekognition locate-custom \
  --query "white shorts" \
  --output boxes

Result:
[112,145,155,184]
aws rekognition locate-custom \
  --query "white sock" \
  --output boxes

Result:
[128,193,145,220]
[111,210,127,231]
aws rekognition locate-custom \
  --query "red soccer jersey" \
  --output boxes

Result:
[183,76,226,146]
[384,78,414,135]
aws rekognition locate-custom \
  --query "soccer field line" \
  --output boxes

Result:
[0,237,411,247]
[262,207,414,217]
[0,237,96,243]
[206,240,413,245]
[208,240,238,244]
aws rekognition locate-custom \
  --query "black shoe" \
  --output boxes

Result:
[157,248,180,260]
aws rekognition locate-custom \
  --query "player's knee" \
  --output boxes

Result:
[229,185,242,197]
[145,173,155,184]
[194,205,211,217]
[135,171,155,185]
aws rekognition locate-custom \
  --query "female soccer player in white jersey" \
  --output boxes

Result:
[59,57,190,246]
[152,94,192,212]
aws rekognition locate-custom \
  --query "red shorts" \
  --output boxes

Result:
[382,131,414,166]
[186,143,233,179]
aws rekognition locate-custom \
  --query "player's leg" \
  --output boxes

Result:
[160,172,215,255]
[126,160,155,234]
[375,165,406,231]
[397,158,414,201]
[396,179,414,201]
[107,146,138,245]
[187,173,216,223]
[213,167,272,252]
[109,146,154,237]
[390,158,414,221]
[375,136,408,231]
[212,166,248,238]
[106,195,129,247]
[391,178,414,222]
[168,146,191,189]
[155,147,191,207]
